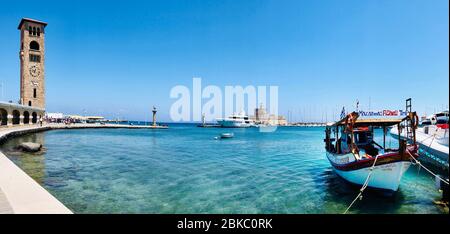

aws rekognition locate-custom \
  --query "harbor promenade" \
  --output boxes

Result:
[0,123,168,214]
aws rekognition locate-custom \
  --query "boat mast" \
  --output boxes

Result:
[336,125,339,154]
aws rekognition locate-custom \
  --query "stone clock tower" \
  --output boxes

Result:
[18,18,47,109]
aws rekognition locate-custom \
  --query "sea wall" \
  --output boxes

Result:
[0,126,50,144]
[0,126,71,214]
[0,123,168,214]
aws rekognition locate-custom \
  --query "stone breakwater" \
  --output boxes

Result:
[0,126,51,145]
[0,123,168,214]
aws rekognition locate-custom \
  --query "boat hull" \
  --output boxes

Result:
[326,149,416,192]
[217,120,253,128]
[333,161,411,192]
[390,127,449,164]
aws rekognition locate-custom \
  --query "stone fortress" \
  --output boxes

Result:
[0,18,46,126]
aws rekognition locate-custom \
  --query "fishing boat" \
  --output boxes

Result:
[324,110,420,192]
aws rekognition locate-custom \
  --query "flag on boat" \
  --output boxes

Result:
[340,107,346,119]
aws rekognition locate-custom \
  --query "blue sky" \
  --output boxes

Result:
[0,0,448,122]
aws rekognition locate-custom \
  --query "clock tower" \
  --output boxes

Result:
[18,18,47,109]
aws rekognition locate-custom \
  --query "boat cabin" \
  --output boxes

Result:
[325,112,418,160]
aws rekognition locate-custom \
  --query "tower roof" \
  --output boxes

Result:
[18,18,47,30]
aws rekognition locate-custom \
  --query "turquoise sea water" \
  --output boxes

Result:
[1,124,446,214]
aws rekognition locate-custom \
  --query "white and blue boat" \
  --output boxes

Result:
[390,119,448,165]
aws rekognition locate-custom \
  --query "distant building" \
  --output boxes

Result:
[45,112,64,123]
[46,112,64,119]
[251,104,287,126]
[66,115,105,123]
[85,116,105,123]
[255,104,267,122]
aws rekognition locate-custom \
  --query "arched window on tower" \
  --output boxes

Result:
[32,27,36,36]
[28,101,32,106]
[30,41,40,51]
[37,27,41,37]
[28,26,32,35]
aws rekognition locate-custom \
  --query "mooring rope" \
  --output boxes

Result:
[343,154,380,214]
[344,125,448,214]
[343,144,449,214]
[412,127,449,179]
[407,150,449,185]
[421,128,439,150]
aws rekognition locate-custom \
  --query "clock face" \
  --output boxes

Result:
[29,65,41,78]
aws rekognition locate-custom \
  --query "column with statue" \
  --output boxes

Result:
[152,106,157,126]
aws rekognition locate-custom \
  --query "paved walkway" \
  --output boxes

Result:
[0,187,13,214]
[0,150,72,214]
[0,125,72,213]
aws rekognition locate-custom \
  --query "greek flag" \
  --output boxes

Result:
[340,107,346,119]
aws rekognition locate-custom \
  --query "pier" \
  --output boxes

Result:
[47,123,169,130]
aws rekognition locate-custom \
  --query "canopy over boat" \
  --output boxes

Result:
[330,113,416,128]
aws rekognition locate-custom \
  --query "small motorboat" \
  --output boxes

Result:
[220,133,234,139]
[324,109,419,192]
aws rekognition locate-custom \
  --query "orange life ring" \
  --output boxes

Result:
[346,114,355,132]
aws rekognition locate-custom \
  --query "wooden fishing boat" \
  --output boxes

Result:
[324,108,420,192]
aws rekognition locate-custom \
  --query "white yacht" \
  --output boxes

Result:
[421,110,449,125]
[390,111,449,165]
[216,111,254,128]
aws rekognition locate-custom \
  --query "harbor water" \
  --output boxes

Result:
[1,124,446,214]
